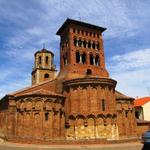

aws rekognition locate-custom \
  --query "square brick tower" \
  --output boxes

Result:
[56,18,109,79]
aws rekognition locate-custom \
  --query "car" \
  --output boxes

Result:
[142,129,150,145]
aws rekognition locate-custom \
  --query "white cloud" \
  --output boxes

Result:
[112,69,150,98]
[108,48,150,98]
[0,72,30,98]
[109,48,150,72]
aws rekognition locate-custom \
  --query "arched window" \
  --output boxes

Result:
[44,73,49,78]
[102,99,105,111]
[88,41,91,49]
[95,55,100,66]
[90,32,92,36]
[82,53,86,64]
[74,38,77,46]
[97,43,100,50]
[83,40,86,48]
[76,52,80,63]
[78,39,82,47]
[39,56,41,64]
[73,28,76,33]
[90,54,93,65]
[63,53,67,66]
[92,42,95,49]
[81,30,84,35]
[77,29,80,34]
[45,112,49,121]
[93,33,96,37]
[45,56,49,64]
[86,69,92,75]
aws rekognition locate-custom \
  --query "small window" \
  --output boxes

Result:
[135,111,139,119]
[125,111,128,117]
[92,42,95,49]
[82,53,86,64]
[73,28,76,33]
[86,69,92,75]
[45,56,49,64]
[39,56,41,64]
[90,54,93,65]
[81,30,84,35]
[93,33,96,37]
[76,52,80,63]
[78,40,82,47]
[45,113,49,121]
[97,43,100,50]
[88,41,91,48]
[63,54,67,65]
[77,29,80,34]
[90,32,92,36]
[83,40,86,48]
[44,73,49,78]
[95,55,100,66]
[74,38,77,46]
[102,99,105,111]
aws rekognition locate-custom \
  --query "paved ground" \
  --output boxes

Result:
[0,141,148,150]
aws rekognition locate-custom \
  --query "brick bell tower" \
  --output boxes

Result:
[56,19,109,79]
[31,48,57,85]
[56,19,118,140]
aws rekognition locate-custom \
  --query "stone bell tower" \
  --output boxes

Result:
[31,48,57,85]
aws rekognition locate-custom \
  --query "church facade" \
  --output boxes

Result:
[0,19,137,143]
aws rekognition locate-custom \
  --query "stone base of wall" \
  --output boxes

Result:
[66,124,119,140]
[7,137,140,145]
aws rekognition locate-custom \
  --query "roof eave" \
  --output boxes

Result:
[56,18,106,35]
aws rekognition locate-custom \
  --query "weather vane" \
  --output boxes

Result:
[78,12,81,21]
[43,43,45,49]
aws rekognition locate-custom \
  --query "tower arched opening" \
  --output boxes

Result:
[44,73,49,78]
[76,52,80,63]
[82,53,86,64]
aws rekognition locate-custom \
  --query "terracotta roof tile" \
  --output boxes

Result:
[134,97,150,107]
[10,79,56,96]
[16,89,64,97]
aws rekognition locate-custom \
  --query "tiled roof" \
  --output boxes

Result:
[34,48,54,56]
[18,89,64,97]
[10,79,56,96]
[56,18,106,35]
[115,91,134,100]
[134,97,150,107]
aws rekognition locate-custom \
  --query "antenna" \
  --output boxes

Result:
[147,86,150,96]
[78,12,81,21]
[43,43,45,49]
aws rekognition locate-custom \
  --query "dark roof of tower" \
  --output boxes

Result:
[34,48,54,56]
[56,18,106,35]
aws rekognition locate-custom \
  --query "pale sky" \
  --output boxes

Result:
[0,0,150,98]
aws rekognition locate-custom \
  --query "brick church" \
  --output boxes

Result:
[0,19,137,143]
